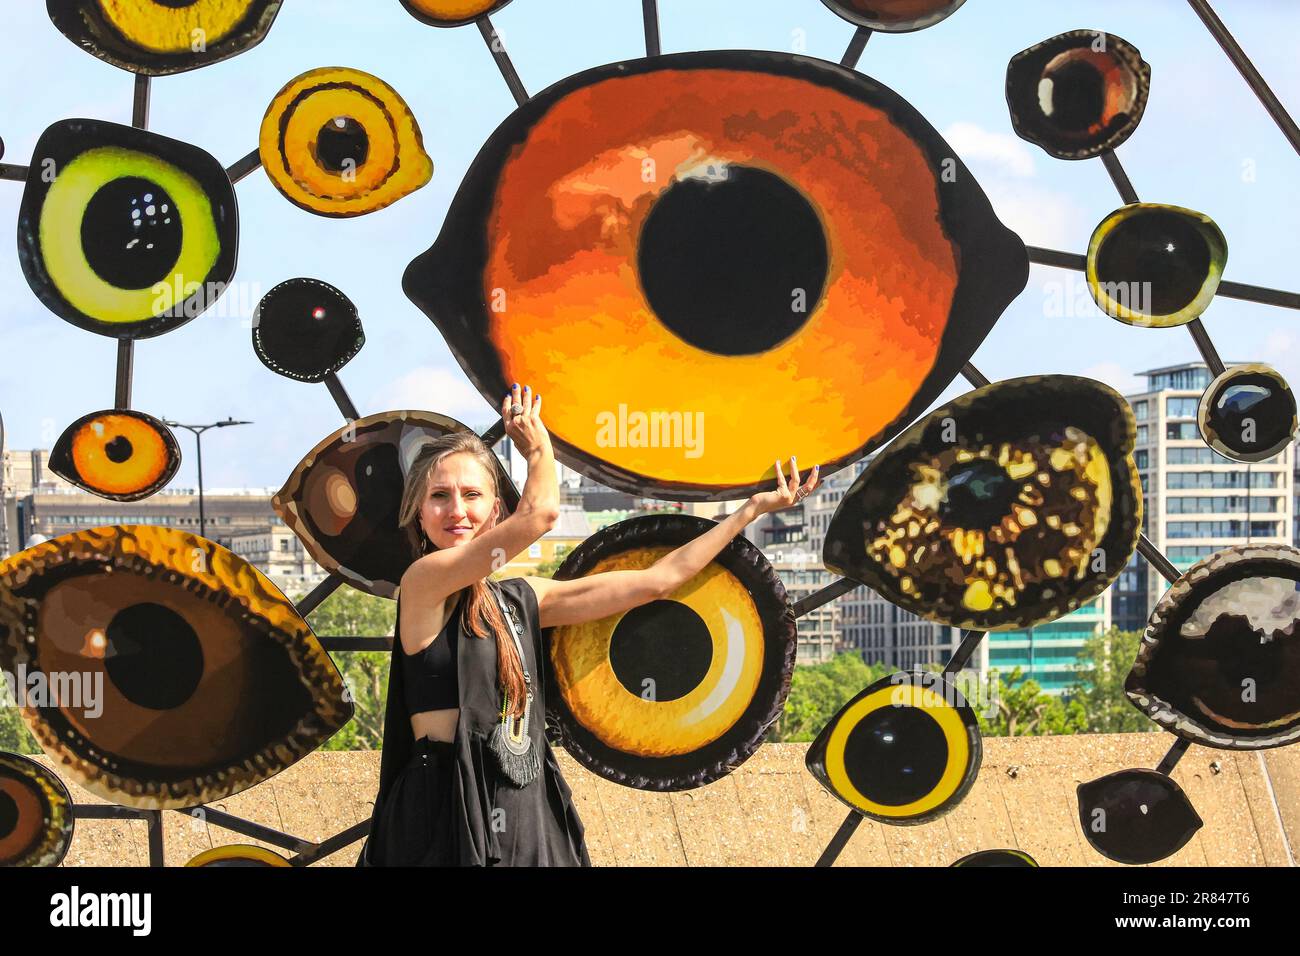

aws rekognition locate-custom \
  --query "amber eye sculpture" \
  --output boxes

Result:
[1078,769,1202,865]
[252,278,365,382]
[185,845,292,867]
[951,849,1038,867]
[0,526,352,810]
[824,375,1141,631]
[806,671,981,824]
[1197,364,1297,463]
[0,752,75,867]
[17,119,238,339]
[1007,30,1151,160]
[46,0,283,76]
[820,0,966,32]
[49,409,180,502]
[1087,204,1228,328]
[275,411,519,598]
[399,0,514,27]
[1127,545,1300,749]
[259,67,433,218]
[405,51,1027,502]
[545,515,796,790]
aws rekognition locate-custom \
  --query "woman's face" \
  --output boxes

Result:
[418,452,500,551]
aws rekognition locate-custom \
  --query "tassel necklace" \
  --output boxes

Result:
[486,582,540,788]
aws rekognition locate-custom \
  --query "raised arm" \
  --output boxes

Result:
[529,457,819,628]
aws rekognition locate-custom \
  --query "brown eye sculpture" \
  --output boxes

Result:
[0,752,75,867]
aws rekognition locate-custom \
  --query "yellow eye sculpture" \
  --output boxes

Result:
[0,526,352,811]
[259,67,433,218]
[823,375,1142,631]
[0,752,75,867]
[17,119,238,339]
[49,410,181,502]
[951,849,1038,867]
[545,515,797,790]
[806,672,981,824]
[399,0,514,27]
[185,845,292,867]
[46,0,284,76]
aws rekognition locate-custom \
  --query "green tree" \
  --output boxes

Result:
[1069,626,1157,734]
[976,667,1087,737]
[0,696,39,754]
[771,652,891,742]
[530,544,571,579]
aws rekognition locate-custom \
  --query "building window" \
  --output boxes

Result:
[1135,424,1149,444]
[1134,449,1148,469]
[1166,397,1200,419]
[1166,422,1199,440]
[1132,400,1148,420]
[529,542,542,558]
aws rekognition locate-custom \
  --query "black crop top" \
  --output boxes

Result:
[400,592,461,713]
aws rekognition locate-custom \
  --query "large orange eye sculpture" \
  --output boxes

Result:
[1007,30,1151,161]
[259,67,433,218]
[820,0,967,32]
[405,52,1029,501]
[17,119,239,339]
[1127,545,1300,750]
[399,0,514,27]
[0,526,352,810]
[545,514,796,790]
[823,376,1142,631]
[50,409,180,502]
[0,752,75,867]
[47,0,283,76]
[275,411,519,598]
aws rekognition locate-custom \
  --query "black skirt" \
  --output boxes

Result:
[369,737,458,866]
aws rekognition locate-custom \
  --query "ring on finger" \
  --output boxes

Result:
[510,403,524,415]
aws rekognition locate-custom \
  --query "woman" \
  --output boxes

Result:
[358,383,820,866]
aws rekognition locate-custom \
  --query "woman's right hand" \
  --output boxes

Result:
[501,383,551,459]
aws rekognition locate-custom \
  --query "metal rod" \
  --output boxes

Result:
[72,803,152,820]
[840,26,872,69]
[146,809,165,867]
[961,362,991,388]
[1186,318,1227,376]
[1155,737,1192,776]
[226,148,262,184]
[1026,245,1087,271]
[477,15,528,106]
[132,74,151,129]
[642,0,661,57]
[1100,148,1139,204]
[814,811,862,867]
[323,371,360,422]
[114,338,134,409]
[291,820,371,866]
[792,575,861,618]
[944,629,986,675]
[297,574,343,617]
[320,635,391,652]
[1186,0,1300,157]
[0,163,28,181]
[1138,533,1181,584]
[176,805,314,854]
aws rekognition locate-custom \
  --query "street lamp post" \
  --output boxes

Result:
[161,418,253,539]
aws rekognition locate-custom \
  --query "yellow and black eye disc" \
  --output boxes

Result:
[952,849,1038,867]
[1087,204,1228,328]
[275,411,519,599]
[17,119,238,340]
[185,844,292,866]
[545,514,796,790]
[259,67,433,218]
[1128,544,1300,750]
[824,375,1142,631]
[49,409,181,502]
[1078,769,1202,865]
[400,0,515,27]
[0,752,75,867]
[46,0,283,76]
[0,526,352,811]
[806,671,981,824]
[1006,30,1151,160]
[252,278,365,382]
[1197,364,1296,463]
[405,51,1027,502]
[820,0,966,32]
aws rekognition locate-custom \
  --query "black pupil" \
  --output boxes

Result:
[105,435,134,464]
[316,117,369,173]
[1094,210,1211,317]
[81,177,183,290]
[940,460,1018,528]
[843,704,949,807]
[609,600,712,702]
[105,603,204,710]
[0,790,17,839]
[1043,58,1106,131]
[638,165,828,355]
[1210,374,1294,454]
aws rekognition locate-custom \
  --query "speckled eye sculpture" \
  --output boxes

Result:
[1077,769,1202,865]
[0,526,352,810]
[259,67,433,217]
[50,409,181,502]
[545,514,796,791]
[819,0,967,32]
[17,119,238,339]
[252,278,365,382]
[1007,29,1151,160]
[806,671,981,825]
[1197,364,1297,463]
[0,752,75,867]
[47,0,284,76]
[1127,544,1300,750]
[405,51,1028,502]
[399,0,515,27]
[1087,204,1228,328]
[823,375,1142,631]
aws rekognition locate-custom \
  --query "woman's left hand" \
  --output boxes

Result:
[749,457,820,515]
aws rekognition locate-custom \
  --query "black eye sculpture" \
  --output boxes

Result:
[0,526,352,810]
[1078,769,1202,865]
[49,409,181,502]
[1007,30,1151,160]
[47,0,284,76]
[823,375,1142,631]
[1127,544,1300,750]
[545,514,796,790]
[819,0,967,32]
[0,752,75,867]
[1197,364,1297,464]
[951,849,1038,867]
[806,671,981,824]
[252,278,365,382]
[17,119,238,339]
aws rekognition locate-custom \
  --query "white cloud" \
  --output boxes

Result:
[942,121,1037,178]
[1079,362,1145,396]
[367,365,491,424]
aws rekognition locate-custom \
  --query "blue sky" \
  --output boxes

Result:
[1,0,1297,492]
